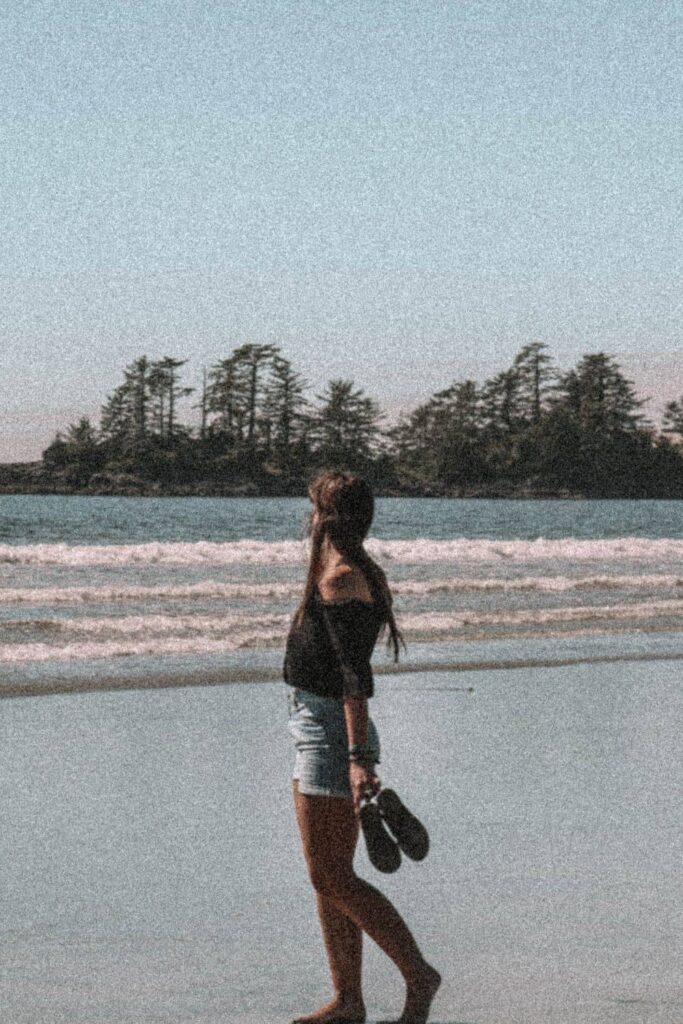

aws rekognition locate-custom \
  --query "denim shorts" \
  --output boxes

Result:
[287,686,381,800]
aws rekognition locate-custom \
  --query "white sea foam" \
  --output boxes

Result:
[3,612,290,636]
[3,599,682,662]
[0,581,300,604]
[0,539,309,567]
[2,536,683,567]
[402,599,683,630]
[0,572,681,606]
[0,633,287,663]
[374,537,683,563]
[396,573,683,595]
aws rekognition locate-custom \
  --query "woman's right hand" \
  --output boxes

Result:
[349,761,380,815]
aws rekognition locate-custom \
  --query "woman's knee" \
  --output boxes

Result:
[309,864,358,900]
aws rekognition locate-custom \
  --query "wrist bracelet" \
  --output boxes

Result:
[348,743,372,758]
[349,743,376,767]
[349,755,375,768]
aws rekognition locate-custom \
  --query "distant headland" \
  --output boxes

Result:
[3,343,683,499]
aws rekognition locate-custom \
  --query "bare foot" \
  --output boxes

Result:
[397,963,441,1024]
[291,994,367,1024]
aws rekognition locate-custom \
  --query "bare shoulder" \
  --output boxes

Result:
[318,563,374,604]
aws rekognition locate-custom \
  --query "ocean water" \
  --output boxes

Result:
[1,495,682,695]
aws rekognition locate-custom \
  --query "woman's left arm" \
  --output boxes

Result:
[320,567,380,810]
[344,695,380,812]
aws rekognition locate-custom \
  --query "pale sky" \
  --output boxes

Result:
[1,0,680,461]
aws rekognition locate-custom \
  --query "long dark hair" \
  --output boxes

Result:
[295,470,404,661]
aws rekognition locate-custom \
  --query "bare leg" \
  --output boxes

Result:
[316,893,364,1001]
[293,782,441,1024]
[292,781,366,1023]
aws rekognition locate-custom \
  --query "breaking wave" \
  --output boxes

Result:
[3,536,683,567]
[1,573,683,606]
[2,599,682,663]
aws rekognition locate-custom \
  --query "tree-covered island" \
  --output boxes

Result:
[3,342,683,498]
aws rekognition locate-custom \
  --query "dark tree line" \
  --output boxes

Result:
[387,344,680,496]
[42,345,385,492]
[41,342,683,497]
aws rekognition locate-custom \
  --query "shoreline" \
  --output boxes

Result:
[3,484,680,501]
[0,464,667,499]
[0,481,588,499]
[3,646,683,701]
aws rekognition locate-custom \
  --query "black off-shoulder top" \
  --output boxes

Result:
[283,588,384,699]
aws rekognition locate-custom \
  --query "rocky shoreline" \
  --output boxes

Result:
[0,461,618,500]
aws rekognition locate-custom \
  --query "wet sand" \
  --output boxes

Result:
[1,659,681,1023]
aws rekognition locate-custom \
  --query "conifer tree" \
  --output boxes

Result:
[549,353,649,493]
[206,356,245,442]
[155,356,194,439]
[147,363,168,437]
[387,401,440,480]
[553,353,646,434]
[194,367,210,440]
[314,380,382,469]
[512,342,555,426]
[233,343,279,451]
[263,355,309,470]
[481,368,523,437]
[430,380,485,483]
[662,397,683,439]
[100,384,133,446]
[207,344,279,452]
[124,356,152,442]
[479,368,524,477]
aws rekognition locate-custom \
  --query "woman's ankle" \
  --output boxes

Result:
[335,989,365,1007]
[403,958,439,985]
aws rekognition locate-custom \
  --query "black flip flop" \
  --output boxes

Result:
[376,787,429,861]
[359,794,401,873]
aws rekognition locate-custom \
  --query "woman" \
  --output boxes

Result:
[284,471,441,1024]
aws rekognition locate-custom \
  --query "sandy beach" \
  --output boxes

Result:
[1,657,680,1024]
